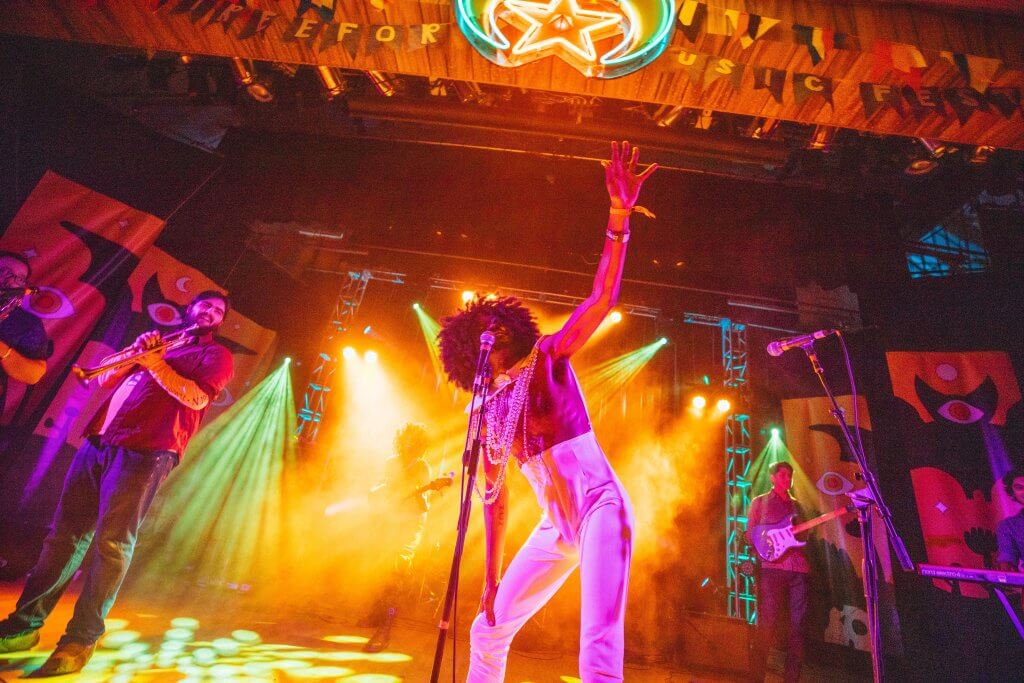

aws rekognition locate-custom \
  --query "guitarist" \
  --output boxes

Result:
[746,461,810,683]
[362,422,434,653]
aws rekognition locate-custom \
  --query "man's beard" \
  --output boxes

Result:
[186,312,218,331]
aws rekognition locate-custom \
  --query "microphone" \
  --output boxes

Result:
[472,331,497,394]
[766,329,838,357]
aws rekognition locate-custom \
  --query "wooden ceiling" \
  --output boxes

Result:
[1,0,1022,148]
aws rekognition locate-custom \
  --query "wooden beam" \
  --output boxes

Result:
[1,0,1022,148]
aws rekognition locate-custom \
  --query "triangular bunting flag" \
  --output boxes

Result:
[793,24,833,65]
[860,82,905,118]
[320,22,361,54]
[891,43,927,89]
[792,73,834,107]
[705,58,744,91]
[408,23,449,50]
[984,87,1021,119]
[283,15,324,45]
[366,25,405,55]
[298,0,336,23]
[944,88,990,125]
[753,66,785,103]
[677,0,706,43]
[705,4,731,36]
[870,40,894,81]
[674,50,709,88]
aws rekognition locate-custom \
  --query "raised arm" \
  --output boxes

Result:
[541,141,657,359]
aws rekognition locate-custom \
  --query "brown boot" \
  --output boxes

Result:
[28,640,96,677]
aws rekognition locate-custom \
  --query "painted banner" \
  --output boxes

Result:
[887,351,1023,599]
[1,173,276,563]
[782,395,899,653]
[0,171,165,435]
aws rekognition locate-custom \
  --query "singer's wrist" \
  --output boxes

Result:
[0,342,10,361]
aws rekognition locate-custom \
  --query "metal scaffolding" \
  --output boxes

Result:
[295,269,402,443]
[684,313,755,623]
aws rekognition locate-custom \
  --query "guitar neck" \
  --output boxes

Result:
[790,506,853,535]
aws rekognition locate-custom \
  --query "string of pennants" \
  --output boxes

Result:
[664,48,1022,126]
[150,0,453,56]
[675,0,1017,93]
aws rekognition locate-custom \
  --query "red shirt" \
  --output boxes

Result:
[84,332,233,456]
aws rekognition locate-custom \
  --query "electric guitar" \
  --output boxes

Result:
[750,505,855,562]
[407,473,455,499]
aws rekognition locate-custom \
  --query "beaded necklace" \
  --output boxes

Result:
[478,345,540,504]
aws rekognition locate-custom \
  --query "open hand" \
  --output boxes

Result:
[602,140,658,209]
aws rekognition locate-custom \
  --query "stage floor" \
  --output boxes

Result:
[0,580,865,681]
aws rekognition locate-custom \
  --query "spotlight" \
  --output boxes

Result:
[363,325,372,335]
[284,357,292,365]
[658,337,668,346]
[806,125,836,151]
[905,138,957,176]
[365,350,379,364]
[691,395,707,409]
[315,65,347,101]
[770,427,780,439]
[342,347,357,360]
[715,398,731,413]
[461,290,476,303]
[448,80,484,104]
[653,104,684,128]
[230,57,273,103]
[412,303,421,310]
[366,70,397,97]
[969,145,996,165]
[748,117,779,140]
[609,311,623,324]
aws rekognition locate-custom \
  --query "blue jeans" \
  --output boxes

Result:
[0,441,175,644]
[751,568,808,683]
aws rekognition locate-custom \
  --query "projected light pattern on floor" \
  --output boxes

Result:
[6,617,411,681]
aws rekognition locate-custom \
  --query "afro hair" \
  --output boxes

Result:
[438,296,540,391]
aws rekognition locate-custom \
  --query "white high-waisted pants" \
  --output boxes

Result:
[467,431,634,682]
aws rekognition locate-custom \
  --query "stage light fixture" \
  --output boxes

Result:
[412,302,421,310]
[461,290,476,303]
[715,398,731,413]
[748,117,779,140]
[694,109,714,130]
[449,80,484,105]
[806,125,836,151]
[363,325,372,335]
[230,57,273,103]
[284,357,291,365]
[969,145,996,165]
[653,104,685,128]
[342,346,357,360]
[770,427,780,439]
[905,138,957,176]
[365,350,379,364]
[609,311,623,324]
[658,337,668,346]
[315,65,347,101]
[366,70,397,97]
[691,395,707,409]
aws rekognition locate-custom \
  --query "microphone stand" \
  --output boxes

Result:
[429,339,493,682]
[798,340,914,683]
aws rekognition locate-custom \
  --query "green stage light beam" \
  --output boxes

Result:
[413,304,451,392]
[747,433,814,502]
[134,360,296,593]
[580,337,667,406]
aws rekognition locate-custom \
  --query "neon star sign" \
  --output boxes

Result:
[456,0,673,78]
